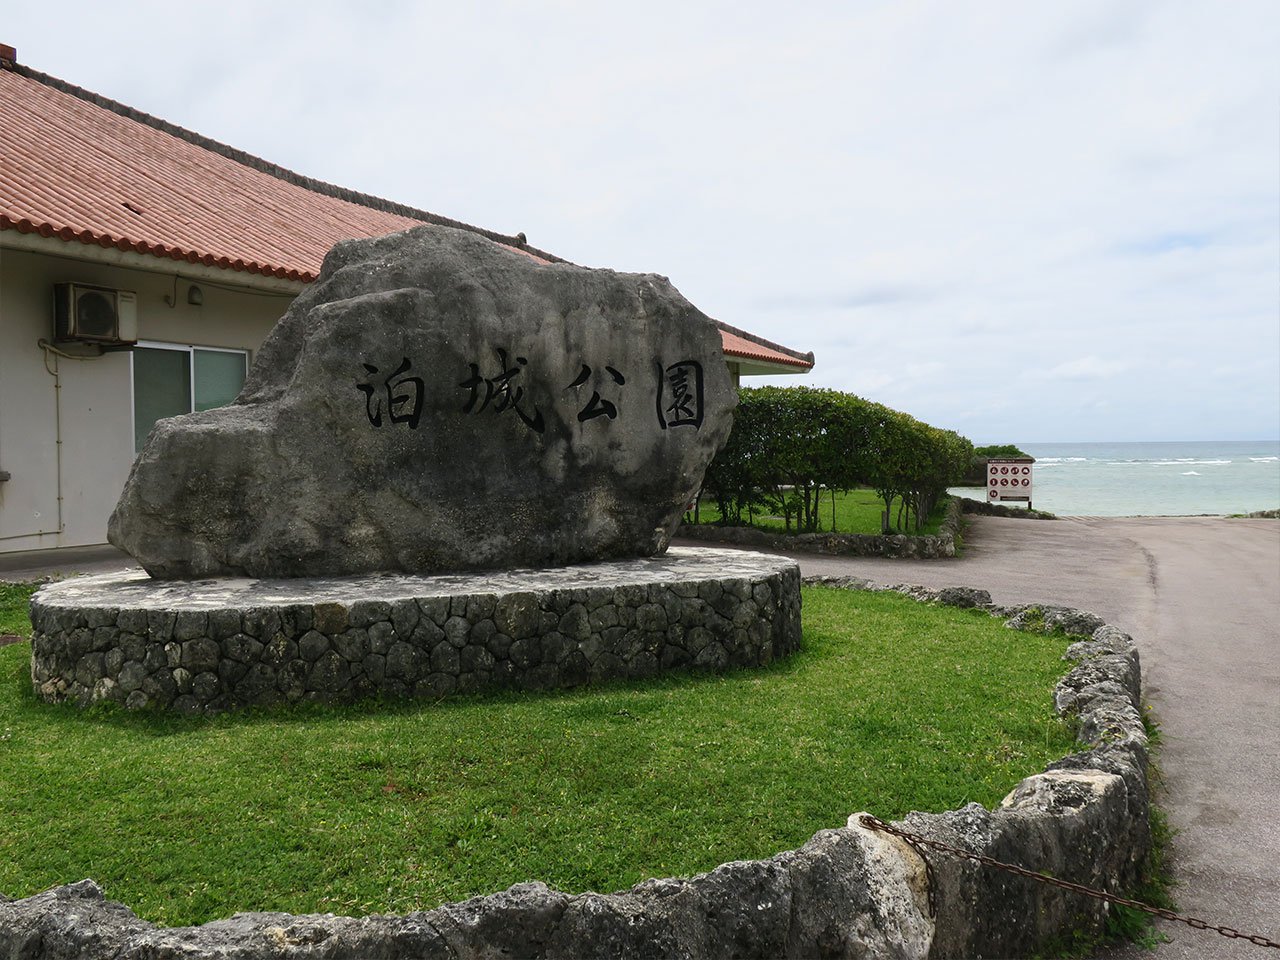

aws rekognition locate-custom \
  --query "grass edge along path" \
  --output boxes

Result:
[0,584,1074,927]
[688,488,951,537]
[0,582,39,640]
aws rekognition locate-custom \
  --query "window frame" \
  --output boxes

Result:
[130,341,250,453]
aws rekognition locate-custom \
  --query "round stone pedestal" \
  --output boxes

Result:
[29,547,801,714]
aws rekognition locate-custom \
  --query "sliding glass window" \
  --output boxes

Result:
[132,344,248,453]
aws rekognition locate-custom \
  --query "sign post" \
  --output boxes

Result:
[987,457,1035,510]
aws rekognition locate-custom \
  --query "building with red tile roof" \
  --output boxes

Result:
[0,44,813,552]
[0,44,813,373]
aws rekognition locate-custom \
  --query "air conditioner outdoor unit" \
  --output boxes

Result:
[54,283,138,346]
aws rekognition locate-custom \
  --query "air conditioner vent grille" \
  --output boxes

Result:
[54,283,138,346]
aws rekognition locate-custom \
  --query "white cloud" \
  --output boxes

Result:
[1042,357,1133,380]
[6,0,1278,441]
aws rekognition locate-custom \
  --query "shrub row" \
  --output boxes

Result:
[962,444,1033,485]
[701,386,972,533]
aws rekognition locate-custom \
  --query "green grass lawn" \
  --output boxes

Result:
[690,488,950,536]
[0,584,1072,926]
[0,582,39,638]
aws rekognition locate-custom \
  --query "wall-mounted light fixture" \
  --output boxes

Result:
[187,285,203,306]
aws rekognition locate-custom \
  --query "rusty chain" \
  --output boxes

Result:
[858,814,1280,950]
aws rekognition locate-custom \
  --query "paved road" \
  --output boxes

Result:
[0,544,138,583]
[682,514,1280,957]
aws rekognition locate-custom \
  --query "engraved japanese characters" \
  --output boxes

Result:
[108,225,736,578]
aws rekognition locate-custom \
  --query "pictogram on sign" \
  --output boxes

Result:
[986,458,1034,507]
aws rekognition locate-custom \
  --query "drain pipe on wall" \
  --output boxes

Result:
[0,340,101,544]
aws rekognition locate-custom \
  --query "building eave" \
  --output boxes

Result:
[729,357,817,377]
[0,228,308,295]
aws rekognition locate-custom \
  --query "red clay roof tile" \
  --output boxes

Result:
[718,329,814,370]
[1,60,812,371]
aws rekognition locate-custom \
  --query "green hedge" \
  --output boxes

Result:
[973,444,1031,459]
[701,387,972,534]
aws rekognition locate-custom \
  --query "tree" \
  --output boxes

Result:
[699,386,972,534]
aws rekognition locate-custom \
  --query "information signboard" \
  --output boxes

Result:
[987,457,1034,506]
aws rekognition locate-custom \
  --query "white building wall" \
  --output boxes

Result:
[1,240,788,557]
[0,245,290,552]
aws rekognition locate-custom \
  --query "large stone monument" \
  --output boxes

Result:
[32,225,802,713]
[109,226,735,579]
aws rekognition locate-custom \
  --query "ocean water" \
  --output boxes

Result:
[950,440,1280,517]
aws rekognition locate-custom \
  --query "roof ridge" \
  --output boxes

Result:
[714,319,815,365]
[4,60,567,265]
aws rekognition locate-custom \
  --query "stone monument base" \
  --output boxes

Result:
[30,548,801,714]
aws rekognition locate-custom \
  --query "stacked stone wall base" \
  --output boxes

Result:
[29,547,801,714]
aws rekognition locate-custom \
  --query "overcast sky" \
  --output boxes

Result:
[9,1,1278,442]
